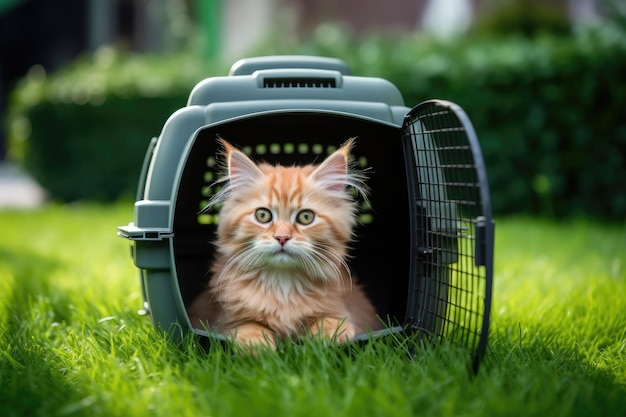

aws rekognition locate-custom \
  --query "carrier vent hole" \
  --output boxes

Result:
[201,186,212,197]
[263,77,337,88]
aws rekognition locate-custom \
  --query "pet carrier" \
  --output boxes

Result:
[118,55,494,371]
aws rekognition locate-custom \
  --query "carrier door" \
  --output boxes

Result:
[401,99,494,372]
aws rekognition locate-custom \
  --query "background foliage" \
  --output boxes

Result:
[6,23,626,219]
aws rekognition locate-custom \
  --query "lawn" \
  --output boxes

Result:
[0,203,624,417]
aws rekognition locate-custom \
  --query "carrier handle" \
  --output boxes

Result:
[229,55,351,76]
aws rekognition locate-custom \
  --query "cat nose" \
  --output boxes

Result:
[274,235,291,246]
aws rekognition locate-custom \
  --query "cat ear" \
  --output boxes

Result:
[311,137,356,193]
[217,136,263,187]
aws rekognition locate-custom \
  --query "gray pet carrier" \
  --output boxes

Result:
[118,55,494,371]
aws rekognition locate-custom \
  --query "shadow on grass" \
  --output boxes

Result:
[481,326,626,416]
[0,246,90,416]
[0,245,78,327]
[0,345,84,417]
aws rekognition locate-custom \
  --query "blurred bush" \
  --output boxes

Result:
[6,48,222,201]
[6,25,626,220]
[471,0,572,38]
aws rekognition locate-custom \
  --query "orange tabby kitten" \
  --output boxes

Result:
[187,137,381,348]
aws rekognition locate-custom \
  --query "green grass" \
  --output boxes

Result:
[1,203,624,417]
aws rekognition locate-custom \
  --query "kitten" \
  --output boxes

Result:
[186,137,382,348]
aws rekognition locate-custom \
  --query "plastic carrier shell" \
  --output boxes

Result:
[118,55,494,372]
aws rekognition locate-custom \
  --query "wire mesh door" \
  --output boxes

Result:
[401,99,494,372]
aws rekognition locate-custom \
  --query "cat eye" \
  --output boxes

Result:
[296,209,315,225]
[254,208,273,223]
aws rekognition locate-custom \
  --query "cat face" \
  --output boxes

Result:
[211,138,366,281]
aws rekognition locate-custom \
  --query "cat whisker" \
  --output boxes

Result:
[314,246,353,293]
[212,247,265,300]
[298,253,331,282]
[227,247,265,275]
[295,245,351,294]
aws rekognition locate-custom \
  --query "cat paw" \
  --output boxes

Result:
[310,317,355,343]
[232,323,277,352]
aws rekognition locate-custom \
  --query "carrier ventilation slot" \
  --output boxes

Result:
[263,77,337,88]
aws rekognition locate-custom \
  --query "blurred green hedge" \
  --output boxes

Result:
[7,27,626,219]
[6,48,217,202]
